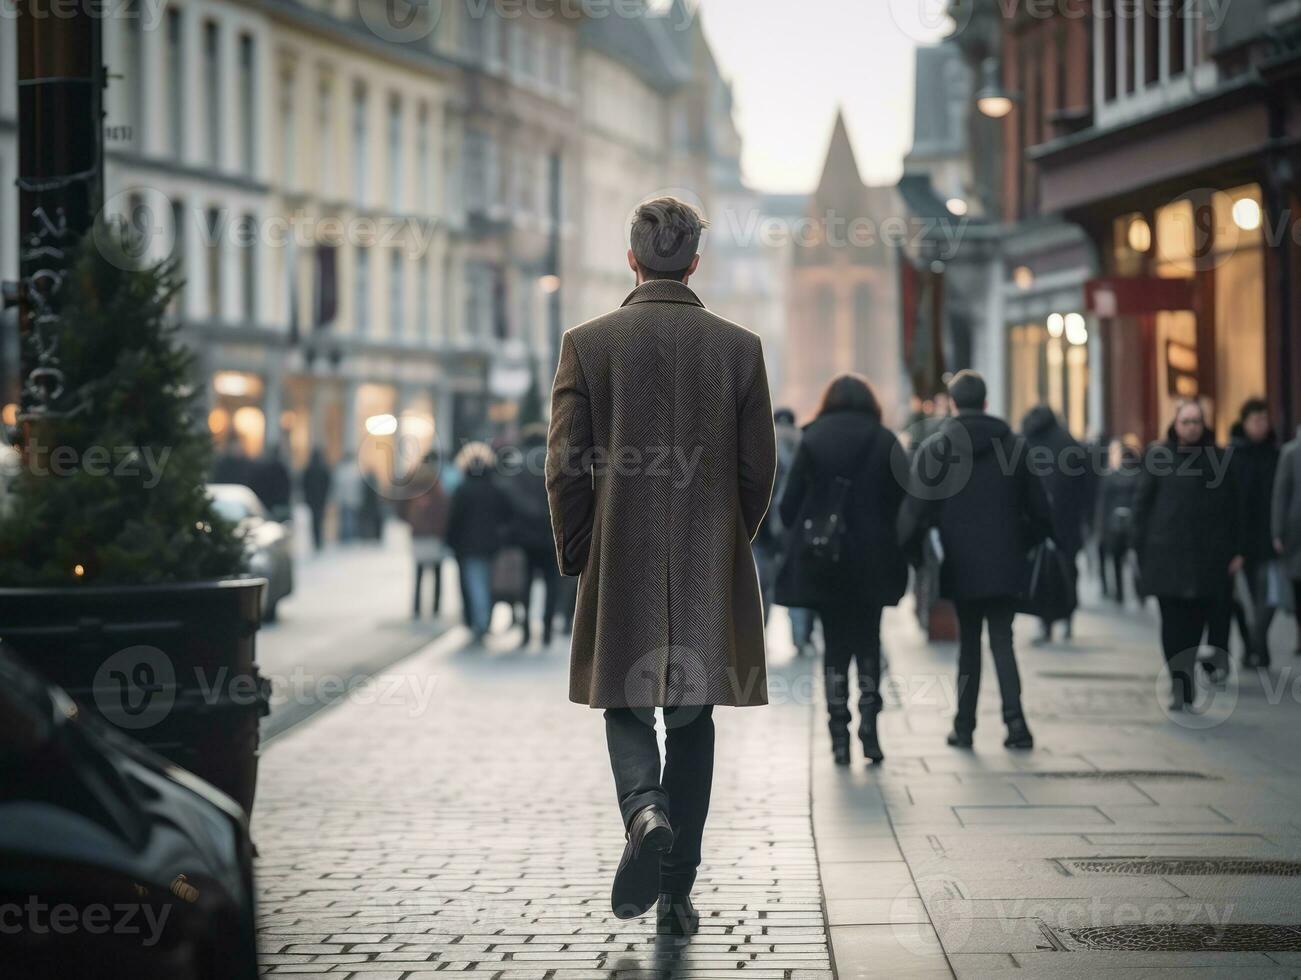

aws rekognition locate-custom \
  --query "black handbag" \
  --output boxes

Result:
[1016,539,1077,621]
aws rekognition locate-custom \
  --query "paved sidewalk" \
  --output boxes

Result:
[253,615,830,978]
[252,585,1301,979]
[813,594,1301,979]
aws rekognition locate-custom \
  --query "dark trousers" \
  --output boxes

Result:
[1240,560,1276,663]
[821,603,883,742]
[1158,596,1215,705]
[308,505,326,551]
[522,550,560,644]
[413,561,443,617]
[604,705,714,896]
[1101,547,1128,602]
[953,598,1024,736]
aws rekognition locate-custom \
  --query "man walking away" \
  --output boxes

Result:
[302,449,333,552]
[502,424,561,646]
[899,370,1052,750]
[546,197,776,937]
[1230,399,1280,667]
[1021,405,1090,643]
[400,452,451,619]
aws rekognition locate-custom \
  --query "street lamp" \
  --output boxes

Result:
[975,58,1016,119]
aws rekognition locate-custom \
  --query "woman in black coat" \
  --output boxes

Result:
[775,375,907,765]
[447,442,513,643]
[1134,400,1243,711]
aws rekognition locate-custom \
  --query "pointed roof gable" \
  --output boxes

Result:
[812,110,865,215]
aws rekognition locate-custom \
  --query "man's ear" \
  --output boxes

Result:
[627,249,639,277]
[682,254,701,283]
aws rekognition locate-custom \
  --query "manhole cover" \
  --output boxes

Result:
[1038,671,1151,682]
[1064,858,1301,876]
[1063,924,1301,951]
[1017,770,1216,781]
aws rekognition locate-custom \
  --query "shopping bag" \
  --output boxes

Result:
[490,547,530,604]
[1016,539,1078,622]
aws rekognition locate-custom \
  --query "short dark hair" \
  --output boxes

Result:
[630,197,708,281]
[1239,397,1269,422]
[948,370,987,411]
[817,373,882,422]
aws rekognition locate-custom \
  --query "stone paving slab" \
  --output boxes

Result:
[810,591,1301,979]
[253,618,831,979]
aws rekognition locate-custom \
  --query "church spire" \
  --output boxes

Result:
[813,109,865,211]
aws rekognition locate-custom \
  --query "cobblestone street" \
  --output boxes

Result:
[251,552,1301,979]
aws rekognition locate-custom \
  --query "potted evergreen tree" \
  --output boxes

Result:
[0,222,268,814]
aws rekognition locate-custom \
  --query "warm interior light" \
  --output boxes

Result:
[1,403,17,426]
[1013,266,1034,290]
[208,407,231,437]
[945,198,969,217]
[213,370,262,398]
[1127,216,1152,253]
[538,275,561,294]
[1046,313,1065,339]
[365,413,399,437]
[1064,313,1089,346]
[1232,198,1261,232]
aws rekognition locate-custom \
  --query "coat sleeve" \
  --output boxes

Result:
[737,341,777,541]
[1273,444,1294,547]
[545,332,596,576]
[896,438,940,562]
[1132,445,1158,557]
[778,440,812,530]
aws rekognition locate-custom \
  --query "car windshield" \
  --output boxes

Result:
[211,495,256,523]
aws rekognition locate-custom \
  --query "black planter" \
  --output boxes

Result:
[0,578,268,815]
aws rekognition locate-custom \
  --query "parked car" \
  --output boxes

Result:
[0,649,259,979]
[209,483,294,621]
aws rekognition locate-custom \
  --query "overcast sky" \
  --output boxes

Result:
[694,0,951,194]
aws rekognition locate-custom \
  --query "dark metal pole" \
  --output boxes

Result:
[12,0,105,422]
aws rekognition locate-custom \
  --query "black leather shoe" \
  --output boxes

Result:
[657,892,700,936]
[946,729,973,749]
[611,806,674,919]
[831,736,851,766]
[1004,719,1034,750]
[859,721,884,764]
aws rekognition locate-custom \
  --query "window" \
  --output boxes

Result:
[204,22,221,166]
[417,256,431,343]
[280,69,296,187]
[166,9,183,157]
[239,34,255,172]
[387,94,403,213]
[352,83,368,204]
[240,213,258,324]
[417,104,432,212]
[206,206,223,320]
[355,247,371,334]
[124,0,144,151]
[170,200,186,313]
[464,129,487,213]
[318,79,335,195]
[389,251,404,336]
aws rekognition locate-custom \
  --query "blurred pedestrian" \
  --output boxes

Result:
[301,449,332,552]
[212,432,254,488]
[769,408,817,655]
[447,442,512,642]
[252,444,292,522]
[500,425,560,646]
[1134,399,1243,712]
[545,197,776,936]
[1021,405,1090,643]
[899,370,1052,750]
[359,469,384,542]
[1097,439,1141,604]
[1228,399,1280,667]
[333,455,364,542]
[399,452,450,620]
[775,375,907,765]
[1271,420,1301,659]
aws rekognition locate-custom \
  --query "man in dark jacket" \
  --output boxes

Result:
[301,449,333,551]
[1230,399,1280,666]
[900,370,1052,750]
[1021,405,1090,642]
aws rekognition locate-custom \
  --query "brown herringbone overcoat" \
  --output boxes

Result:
[546,280,777,709]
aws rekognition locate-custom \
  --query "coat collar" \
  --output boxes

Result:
[621,279,706,309]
